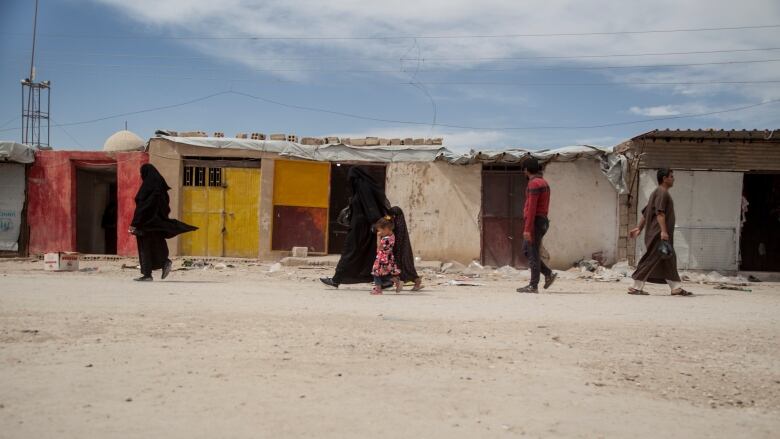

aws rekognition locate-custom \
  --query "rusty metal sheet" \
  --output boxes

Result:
[481,168,528,268]
[272,205,328,253]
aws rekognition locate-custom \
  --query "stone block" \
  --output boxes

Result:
[325,137,340,144]
[291,246,308,257]
[390,138,402,145]
[413,138,425,145]
[378,138,390,146]
[270,133,286,141]
[180,131,207,137]
[301,137,323,145]
[403,138,413,145]
[431,138,443,145]
[424,138,433,145]
[236,133,248,139]
[351,138,366,146]
[365,137,379,146]
[341,138,351,145]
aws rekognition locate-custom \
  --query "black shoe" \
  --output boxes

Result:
[134,275,153,282]
[161,260,172,280]
[320,277,339,288]
[543,272,557,290]
[516,285,538,294]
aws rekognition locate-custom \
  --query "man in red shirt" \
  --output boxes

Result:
[517,158,557,293]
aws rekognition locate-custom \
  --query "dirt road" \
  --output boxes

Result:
[1,259,778,438]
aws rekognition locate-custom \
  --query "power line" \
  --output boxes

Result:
[4,23,780,40]
[2,89,777,134]
[16,46,780,63]
[20,57,780,73]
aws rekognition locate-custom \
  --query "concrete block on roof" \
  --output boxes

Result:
[270,134,286,141]
[390,138,401,145]
[250,132,266,140]
[365,137,379,146]
[402,138,413,145]
[341,138,351,145]
[180,131,207,137]
[213,132,225,138]
[351,138,366,146]
[301,137,324,145]
[325,137,340,144]
[287,134,299,143]
[424,138,433,145]
[431,138,443,145]
[236,133,248,139]
[413,138,425,145]
[378,138,390,146]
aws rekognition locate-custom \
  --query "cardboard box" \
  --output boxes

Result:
[43,252,80,271]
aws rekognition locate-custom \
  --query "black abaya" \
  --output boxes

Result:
[131,164,196,276]
[332,168,390,284]
[389,206,420,282]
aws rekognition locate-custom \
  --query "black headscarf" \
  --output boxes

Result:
[348,167,390,224]
[136,163,171,202]
[131,163,197,237]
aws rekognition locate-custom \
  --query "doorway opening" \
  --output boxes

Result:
[740,173,780,271]
[76,165,118,254]
[327,163,387,254]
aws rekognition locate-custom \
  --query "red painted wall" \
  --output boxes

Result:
[116,152,148,256]
[27,150,149,256]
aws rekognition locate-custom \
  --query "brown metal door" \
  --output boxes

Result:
[481,166,528,268]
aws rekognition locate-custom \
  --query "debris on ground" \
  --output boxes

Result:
[714,284,752,292]
[448,279,485,287]
[440,261,466,273]
[121,264,139,270]
[681,271,750,286]
[269,263,282,273]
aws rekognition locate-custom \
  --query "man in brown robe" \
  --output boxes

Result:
[628,168,692,296]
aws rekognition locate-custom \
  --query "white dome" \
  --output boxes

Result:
[103,130,144,151]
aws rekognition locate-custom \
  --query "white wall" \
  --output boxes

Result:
[637,169,742,271]
[543,160,619,268]
[386,162,482,263]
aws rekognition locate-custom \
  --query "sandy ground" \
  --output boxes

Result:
[0,257,779,439]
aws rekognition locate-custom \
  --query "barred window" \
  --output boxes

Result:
[208,167,222,186]
[183,166,193,186]
[194,167,206,186]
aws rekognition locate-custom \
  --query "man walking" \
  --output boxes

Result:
[517,158,557,294]
[628,168,692,296]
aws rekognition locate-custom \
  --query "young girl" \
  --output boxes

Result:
[371,216,401,295]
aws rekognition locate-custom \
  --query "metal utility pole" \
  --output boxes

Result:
[21,0,51,149]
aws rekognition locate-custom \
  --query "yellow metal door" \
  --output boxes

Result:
[223,167,261,258]
[180,176,225,256]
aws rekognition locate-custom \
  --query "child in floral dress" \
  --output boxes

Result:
[371,216,401,295]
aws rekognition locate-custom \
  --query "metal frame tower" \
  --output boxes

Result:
[21,0,51,149]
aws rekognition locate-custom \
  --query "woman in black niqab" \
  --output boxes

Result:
[130,163,197,281]
[321,167,390,286]
[321,167,422,290]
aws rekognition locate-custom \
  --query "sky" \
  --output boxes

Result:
[1,0,779,152]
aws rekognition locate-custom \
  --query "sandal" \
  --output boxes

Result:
[392,277,402,293]
[627,288,649,295]
[671,288,693,296]
[371,285,383,295]
[411,277,424,292]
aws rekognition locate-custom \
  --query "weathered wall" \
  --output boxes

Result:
[386,161,482,264]
[28,151,146,256]
[543,160,619,268]
[116,152,148,256]
[148,138,280,257]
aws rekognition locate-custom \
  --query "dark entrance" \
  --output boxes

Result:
[481,165,527,268]
[740,173,780,271]
[327,163,387,254]
[76,165,118,254]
